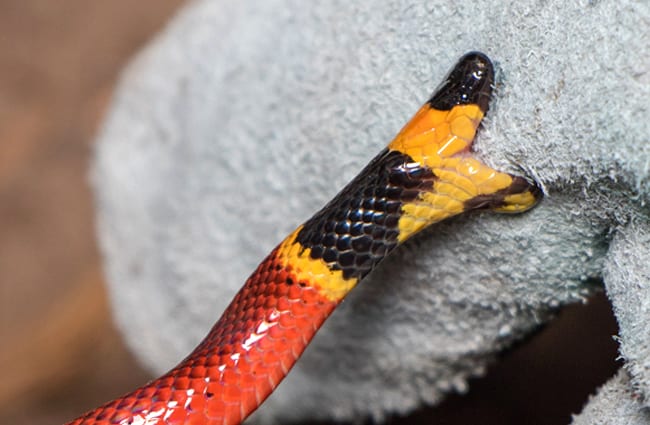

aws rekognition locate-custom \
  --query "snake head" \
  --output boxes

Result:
[385,52,542,240]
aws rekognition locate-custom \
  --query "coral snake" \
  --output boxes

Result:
[67,52,541,425]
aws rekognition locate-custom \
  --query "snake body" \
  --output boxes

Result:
[68,52,541,425]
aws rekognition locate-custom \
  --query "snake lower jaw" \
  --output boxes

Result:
[465,174,543,214]
[493,184,543,213]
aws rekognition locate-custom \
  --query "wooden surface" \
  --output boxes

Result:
[0,2,620,424]
[0,2,185,424]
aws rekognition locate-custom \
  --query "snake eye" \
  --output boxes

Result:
[428,51,494,113]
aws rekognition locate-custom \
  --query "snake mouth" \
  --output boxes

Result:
[427,51,494,114]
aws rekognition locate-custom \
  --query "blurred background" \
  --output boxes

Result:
[0,2,621,424]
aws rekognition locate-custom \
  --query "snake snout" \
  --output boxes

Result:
[428,51,494,114]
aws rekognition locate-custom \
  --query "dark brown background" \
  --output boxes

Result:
[0,2,620,424]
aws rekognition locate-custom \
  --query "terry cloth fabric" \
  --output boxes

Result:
[92,0,650,423]
[572,369,650,425]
